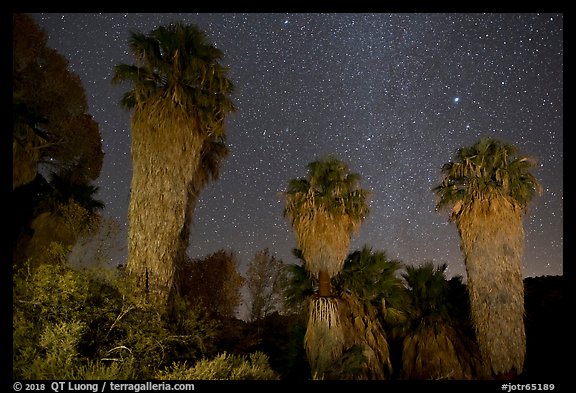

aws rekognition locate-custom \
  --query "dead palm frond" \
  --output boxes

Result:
[304,295,345,379]
[283,155,370,280]
[337,292,392,380]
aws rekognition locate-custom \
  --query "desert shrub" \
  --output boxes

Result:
[13,257,220,380]
[14,320,85,379]
[157,351,279,380]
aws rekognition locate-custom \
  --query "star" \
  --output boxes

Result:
[28,12,563,280]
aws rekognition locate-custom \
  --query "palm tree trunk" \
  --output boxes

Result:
[457,198,526,378]
[128,100,204,310]
[318,270,331,297]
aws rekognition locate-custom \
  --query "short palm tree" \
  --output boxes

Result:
[399,262,481,380]
[333,246,404,380]
[283,156,370,379]
[284,246,404,379]
[433,137,542,378]
[112,22,235,310]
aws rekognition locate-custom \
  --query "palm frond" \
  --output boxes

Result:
[283,155,370,280]
[433,137,542,217]
[304,296,345,379]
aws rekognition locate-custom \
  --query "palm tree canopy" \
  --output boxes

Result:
[402,262,453,320]
[333,246,404,304]
[111,22,235,137]
[284,154,370,226]
[433,137,542,218]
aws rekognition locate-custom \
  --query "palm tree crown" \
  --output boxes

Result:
[285,155,369,223]
[283,155,370,279]
[433,137,542,218]
[112,22,235,136]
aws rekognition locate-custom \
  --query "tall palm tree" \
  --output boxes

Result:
[433,137,542,378]
[399,262,481,380]
[283,155,370,379]
[111,22,235,309]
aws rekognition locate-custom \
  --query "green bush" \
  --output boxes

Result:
[157,351,279,380]
[13,257,219,380]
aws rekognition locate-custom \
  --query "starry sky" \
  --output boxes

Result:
[29,13,563,280]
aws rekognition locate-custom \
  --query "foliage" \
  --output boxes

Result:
[283,155,370,279]
[433,136,542,218]
[111,22,235,135]
[334,246,405,306]
[13,260,220,380]
[282,249,316,314]
[314,246,405,380]
[157,351,279,380]
[398,262,481,379]
[401,263,453,320]
[12,13,104,269]
[178,250,245,318]
[285,155,370,222]
[245,248,289,321]
[13,13,103,188]
[284,246,407,327]
[20,199,101,268]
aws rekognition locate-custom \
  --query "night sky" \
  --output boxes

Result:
[29,13,563,280]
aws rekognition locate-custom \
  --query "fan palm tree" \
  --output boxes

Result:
[283,155,370,296]
[283,159,369,379]
[332,246,405,380]
[111,22,235,310]
[433,137,542,378]
[284,246,404,379]
[399,262,481,380]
